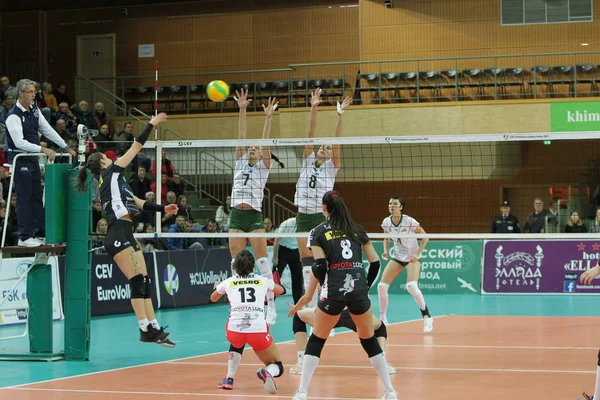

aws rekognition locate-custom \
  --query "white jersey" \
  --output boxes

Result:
[381,215,420,262]
[294,152,339,214]
[216,273,275,333]
[231,153,271,211]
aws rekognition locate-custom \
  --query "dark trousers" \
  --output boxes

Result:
[274,245,303,303]
[13,159,44,240]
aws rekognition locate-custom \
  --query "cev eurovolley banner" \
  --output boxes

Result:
[483,240,600,294]
[367,241,482,295]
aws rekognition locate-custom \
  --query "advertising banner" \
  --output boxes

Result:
[368,241,482,295]
[483,240,600,294]
[155,248,231,309]
[550,101,600,132]
[0,256,63,326]
[90,253,157,315]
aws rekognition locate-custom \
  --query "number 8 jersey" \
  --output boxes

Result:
[216,273,275,333]
[231,153,271,212]
[294,152,340,214]
[308,222,369,302]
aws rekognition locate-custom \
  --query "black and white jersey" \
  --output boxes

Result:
[308,222,368,302]
[99,163,139,227]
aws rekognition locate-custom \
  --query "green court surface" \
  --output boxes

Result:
[0,293,596,389]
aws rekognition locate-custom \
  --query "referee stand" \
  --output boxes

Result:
[0,152,92,361]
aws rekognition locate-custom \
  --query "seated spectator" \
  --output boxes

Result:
[141,223,167,252]
[565,211,587,233]
[56,102,78,131]
[162,191,178,226]
[53,119,72,143]
[137,191,157,225]
[151,148,177,179]
[151,174,168,203]
[167,173,185,197]
[93,218,108,254]
[93,102,114,135]
[198,218,228,249]
[215,195,231,231]
[176,194,193,222]
[0,76,16,98]
[92,199,103,229]
[42,82,59,113]
[522,198,551,233]
[75,100,97,130]
[53,83,72,108]
[95,123,116,156]
[264,217,276,245]
[129,166,152,199]
[183,220,203,249]
[165,215,187,250]
[115,121,134,156]
[34,82,52,124]
[589,208,600,233]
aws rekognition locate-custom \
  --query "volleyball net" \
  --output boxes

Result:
[137,131,600,240]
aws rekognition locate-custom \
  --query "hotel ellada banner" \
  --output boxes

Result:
[551,101,600,132]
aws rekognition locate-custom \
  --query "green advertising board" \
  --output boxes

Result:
[551,101,600,132]
[366,240,482,295]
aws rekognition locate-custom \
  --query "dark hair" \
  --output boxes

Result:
[222,196,231,214]
[75,152,104,192]
[232,250,255,277]
[390,196,405,210]
[271,152,284,169]
[322,191,369,245]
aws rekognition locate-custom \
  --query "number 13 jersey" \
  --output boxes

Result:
[231,153,271,212]
[216,273,275,333]
[308,222,368,302]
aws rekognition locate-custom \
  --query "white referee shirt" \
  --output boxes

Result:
[276,217,298,250]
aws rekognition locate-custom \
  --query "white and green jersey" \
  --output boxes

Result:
[231,153,271,211]
[294,152,339,214]
[381,215,420,262]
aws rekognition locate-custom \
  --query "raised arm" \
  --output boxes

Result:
[332,96,352,169]
[303,88,322,158]
[260,97,278,169]
[235,88,252,160]
[115,113,167,169]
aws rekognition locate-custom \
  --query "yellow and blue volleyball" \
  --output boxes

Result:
[206,80,230,102]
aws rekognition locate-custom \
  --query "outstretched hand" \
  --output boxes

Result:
[262,97,279,117]
[164,203,178,215]
[311,88,323,108]
[150,112,168,127]
[235,88,253,109]
[337,97,352,115]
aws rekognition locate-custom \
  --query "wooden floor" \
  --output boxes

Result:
[1,314,596,400]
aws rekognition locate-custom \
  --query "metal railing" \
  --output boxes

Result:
[272,194,297,226]
[74,75,127,117]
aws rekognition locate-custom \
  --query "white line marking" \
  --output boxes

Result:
[167,361,595,375]
[8,387,375,399]
[327,344,597,351]
[0,315,437,390]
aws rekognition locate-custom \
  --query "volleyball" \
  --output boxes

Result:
[206,80,230,102]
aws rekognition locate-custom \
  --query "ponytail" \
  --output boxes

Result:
[73,152,104,192]
[322,191,369,245]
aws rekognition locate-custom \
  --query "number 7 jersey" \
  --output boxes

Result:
[231,153,271,211]
[216,273,275,333]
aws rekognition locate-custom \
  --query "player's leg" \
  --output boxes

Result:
[228,228,246,275]
[582,351,600,399]
[348,300,398,399]
[377,259,405,324]
[219,331,246,390]
[252,333,283,394]
[405,260,432,332]
[248,231,276,325]
[293,300,342,400]
[298,236,318,307]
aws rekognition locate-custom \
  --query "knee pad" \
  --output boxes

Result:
[406,281,419,294]
[229,343,244,355]
[144,276,152,299]
[293,314,307,334]
[360,335,383,358]
[256,257,273,279]
[378,282,389,292]
[130,274,146,299]
[374,321,387,339]
[305,334,327,358]
[273,361,284,378]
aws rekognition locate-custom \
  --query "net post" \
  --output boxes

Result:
[64,168,92,361]
[45,164,70,244]
[27,254,53,354]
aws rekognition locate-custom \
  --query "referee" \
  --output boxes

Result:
[5,79,76,247]
[492,200,521,233]
[272,217,303,302]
